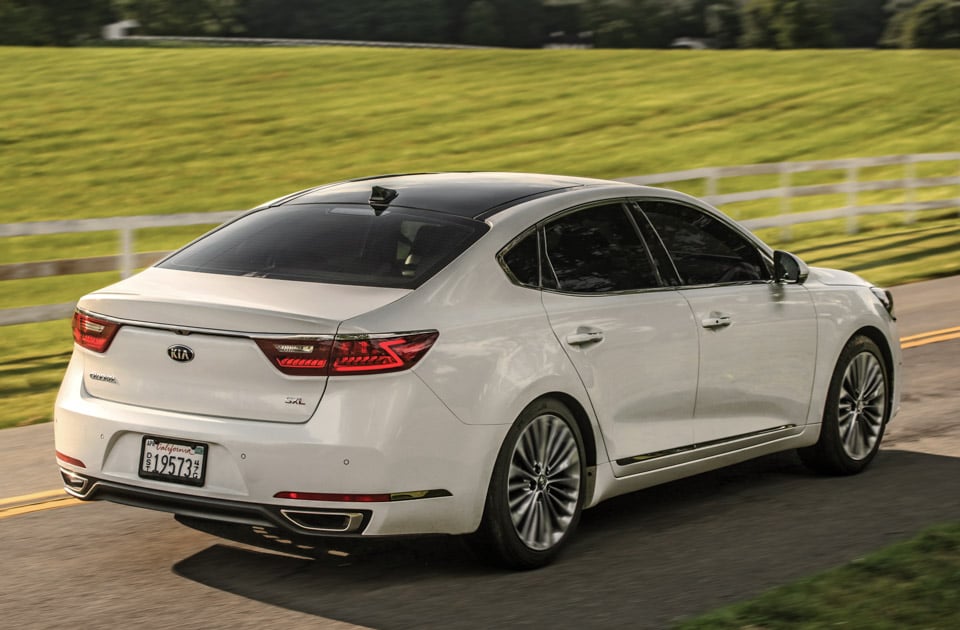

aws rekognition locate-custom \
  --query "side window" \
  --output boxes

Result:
[640,201,769,286]
[543,203,660,293]
[501,230,540,287]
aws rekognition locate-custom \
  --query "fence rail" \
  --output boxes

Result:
[3,153,958,326]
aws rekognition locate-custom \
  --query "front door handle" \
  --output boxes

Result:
[566,328,604,346]
[701,313,732,329]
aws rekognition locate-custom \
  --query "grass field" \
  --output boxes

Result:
[1,46,959,430]
[677,522,960,629]
[2,47,959,223]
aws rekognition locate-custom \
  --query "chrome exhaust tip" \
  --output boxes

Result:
[59,468,90,495]
[280,509,365,533]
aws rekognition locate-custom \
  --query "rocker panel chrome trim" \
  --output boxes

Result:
[615,425,800,470]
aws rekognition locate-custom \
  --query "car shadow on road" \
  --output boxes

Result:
[173,449,960,630]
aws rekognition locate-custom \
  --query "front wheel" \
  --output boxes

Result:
[799,335,890,475]
[472,398,586,570]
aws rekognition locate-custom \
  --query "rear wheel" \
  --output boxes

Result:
[800,335,890,475]
[472,398,586,570]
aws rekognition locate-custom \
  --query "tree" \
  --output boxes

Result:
[740,0,832,47]
[114,0,242,36]
[463,0,503,44]
[880,0,922,46]
[594,17,641,46]
[580,0,681,48]
[902,0,960,47]
[773,0,832,47]
[492,0,546,47]
[705,1,744,48]
[444,0,474,42]
[740,0,778,46]
[0,0,48,45]
[0,0,114,45]
[831,0,886,47]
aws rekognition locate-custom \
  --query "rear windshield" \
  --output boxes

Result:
[159,204,489,289]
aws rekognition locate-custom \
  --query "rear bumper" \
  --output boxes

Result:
[62,471,373,535]
[54,353,508,537]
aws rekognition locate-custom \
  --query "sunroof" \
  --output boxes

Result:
[287,173,586,218]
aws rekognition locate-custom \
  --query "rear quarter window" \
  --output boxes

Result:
[500,231,540,288]
[159,204,488,289]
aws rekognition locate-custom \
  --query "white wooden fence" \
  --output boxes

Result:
[2,153,958,327]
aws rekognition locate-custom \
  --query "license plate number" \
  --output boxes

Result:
[139,436,208,487]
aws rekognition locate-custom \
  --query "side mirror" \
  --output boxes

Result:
[774,250,809,284]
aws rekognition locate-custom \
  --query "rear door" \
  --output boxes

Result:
[636,200,818,443]
[538,202,700,466]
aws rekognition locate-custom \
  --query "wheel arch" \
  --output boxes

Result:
[471,391,598,567]
[850,325,896,406]
[536,391,599,469]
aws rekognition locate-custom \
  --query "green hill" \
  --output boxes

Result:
[2,47,958,224]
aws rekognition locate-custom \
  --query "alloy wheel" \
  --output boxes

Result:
[838,351,886,460]
[507,413,582,551]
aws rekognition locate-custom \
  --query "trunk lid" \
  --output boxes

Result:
[76,268,409,423]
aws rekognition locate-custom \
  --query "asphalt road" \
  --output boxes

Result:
[1,276,958,630]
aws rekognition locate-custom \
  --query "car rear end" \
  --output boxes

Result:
[54,200,502,539]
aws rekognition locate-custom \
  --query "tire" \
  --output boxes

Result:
[471,398,586,570]
[799,335,890,475]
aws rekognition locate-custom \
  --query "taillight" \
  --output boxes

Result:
[254,338,335,376]
[56,450,87,468]
[330,333,438,374]
[256,331,438,376]
[72,311,120,353]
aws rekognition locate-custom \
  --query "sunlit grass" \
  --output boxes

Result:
[0,320,71,429]
[677,522,960,629]
[2,47,959,224]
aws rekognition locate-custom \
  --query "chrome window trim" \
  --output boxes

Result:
[539,284,681,298]
[627,200,682,286]
[538,199,668,296]
[632,196,774,258]
[631,196,775,288]
[495,226,541,290]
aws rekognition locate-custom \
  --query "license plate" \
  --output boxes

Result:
[139,436,208,487]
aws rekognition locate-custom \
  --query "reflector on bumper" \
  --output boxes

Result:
[273,489,452,502]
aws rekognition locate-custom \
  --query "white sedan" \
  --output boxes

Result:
[55,172,900,569]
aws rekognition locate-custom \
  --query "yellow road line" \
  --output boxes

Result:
[0,497,82,520]
[900,326,960,343]
[0,488,66,508]
[901,331,960,350]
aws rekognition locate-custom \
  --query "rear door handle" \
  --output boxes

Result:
[566,328,604,346]
[701,314,732,329]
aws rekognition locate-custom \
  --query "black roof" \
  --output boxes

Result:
[282,172,603,219]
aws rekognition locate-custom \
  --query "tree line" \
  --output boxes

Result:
[1,0,957,49]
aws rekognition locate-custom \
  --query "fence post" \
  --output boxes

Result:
[905,155,917,225]
[705,168,718,206]
[119,227,134,279]
[779,162,793,242]
[846,161,860,235]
